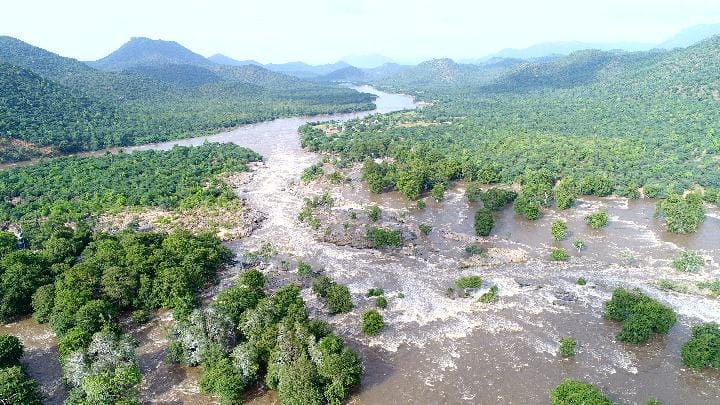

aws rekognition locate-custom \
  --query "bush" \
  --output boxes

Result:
[480,188,517,210]
[430,183,446,202]
[585,211,608,229]
[361,310,384,336]
[31,284,55,324]
[297,261,313,278]
[576,277,587,286]
[672,250,704,272]
[419,224,432,235]
[0,366,42,405]
[312,276,333,298]
[366,227,402,248]
[199,356,245,403]
[478,285,498,303]
[572,240,586,251]
[131,309,150,325]
[375,296,388,309]
[464,245,486,256]
[474,208,494,236]
[366,205,381,222]
[550,378,611,405]
[325,284,353,314]
[0,335,23,368]
[680,322,720,369]
[550,248,570,261]
[604,288,677,344]
[558,337,577,358]
[551,220,568,241]
[455,276,482,289]
[300,164,324,182]
[416,199,426,209]
[555,177,578,209]
[513,195,541,220]
[366,288,384,297]
[657,193,704,234]
[465,183,482,202]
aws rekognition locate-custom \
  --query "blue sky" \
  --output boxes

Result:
[2,0,719,63]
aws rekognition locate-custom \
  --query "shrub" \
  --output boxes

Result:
[0,366,42,405]
[478,285,498,303]
[0,335,23,368]
[419,224,432,235]
[375,296,388,309]
[585,211,608,229]
[464,245,486,256]
[131,309,150,325]
[199,356,245,403]
[31,284,55,324]
[657,193,704,234]
[576,277,587,286]
[366,205,381,222]
[300,164,324,182]
[297,261,313,278]
[550,378,611,405]
[558,337,577,358]
[604,288,677,344]
[474,208,494,236]
[551,220,568,241]
[416,199,426,209]
[325,284,353,314]
[455,276,482,289]
[513,195,541,220]
[672,250,704,272]
[550,248,570,261]
[312,276,333,298]
[465,183,482,202]
[366,288,384,297]
[430,183,446,202]
[480,188,517,210]
[361,310,384,336]
[680,322,720,369]
[572,240,586,251]
[555,177,578,209]
[366,228,402,248]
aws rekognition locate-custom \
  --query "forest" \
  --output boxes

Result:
[0,36,376,163]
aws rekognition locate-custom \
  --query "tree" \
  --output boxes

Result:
[549,379,611,405]
[657,193,705,233]
[555,177,578,209]
[199,356,245,404]
[0,335,23,368]
[604,288,676,344]
[585,211,608,229]
[0,251,50,322]
[550,220,568,241]
[366,205,381,222]
[474,208,494,236]
[361,310,384,336]
[672,250,704,272]
[480,188,517,210]
[513,195,541,220]
[680,322,720,369]
[325,284,353,314]
[0,366,42,405]
[558,337,577,358]
[0,232,17,256]
[366,228,402,248]
[550,248,570,261]
[430,183,446,202]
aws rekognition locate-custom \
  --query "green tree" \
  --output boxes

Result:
[680,322,720,369]
[361,310,385,336]
[325,284,353,314]
[550,220,568,241]
[554,177,578,209]
[474,208,494,236]
[0,335,23,368]
[0,366,42,405]
[585,211,608,229]
[549,378,611,405]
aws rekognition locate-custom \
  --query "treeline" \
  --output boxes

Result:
[0,36,376,163]
[0,143,261,226]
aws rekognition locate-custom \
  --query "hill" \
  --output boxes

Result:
[207,53,261,66]
[91,37,215,71]
[264,61,351,79]
[658,23,720,49]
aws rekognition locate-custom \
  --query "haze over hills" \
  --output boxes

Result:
[90,37,215,71]
[658,23,720,48]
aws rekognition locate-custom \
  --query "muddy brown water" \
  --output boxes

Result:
[3,86,720,404]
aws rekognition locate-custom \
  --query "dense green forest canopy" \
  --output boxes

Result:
[0,36,376,163]
[303,36,720,198]
[0,143,261,226]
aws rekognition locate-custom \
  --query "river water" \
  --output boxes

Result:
[3,86,720,404]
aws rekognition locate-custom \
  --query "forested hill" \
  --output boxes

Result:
[0,36,376,163]
[90,36,215,71]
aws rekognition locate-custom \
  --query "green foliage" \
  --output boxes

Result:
[0,143,261,224]
[199,356,245,404]
[680,322,720,370]
[549,378,611,405]
[474,208,494,236]
[550,220,568,241]
[325,284,353,314]
[604,288,677,344]
[465,183,482,202]
[297,261,313,278]
[213,273,266,325]
[550,248,570,261]
[455,275,482,289]
[478,188,518,211]
[430,183,446,202]
[311,276,333,298]
[366,227,402,248]
[555,177,578,209]
[366,205,381,222]
[361,310,385,336]
[672,250,704,272]
[375,296,388,309]
[0,250,51,322]
[513,195,541,220]
[367,288,385,297]
[585,211,609,229]
[558,337,577,358]
[418,223,432,235]
[0,335,23,368]
[0,232,17,256]
[30,284,55,323]
[657,193,705,234]
[573,240,586,251]
[301,164,324,183]
[576,277,587,286]
[478,285,498,303]
[0,366,42,405]
[464,245,486,256]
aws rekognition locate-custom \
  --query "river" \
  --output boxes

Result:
[3,85,720,404]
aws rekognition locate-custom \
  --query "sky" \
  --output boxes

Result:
[2,0,720,64]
